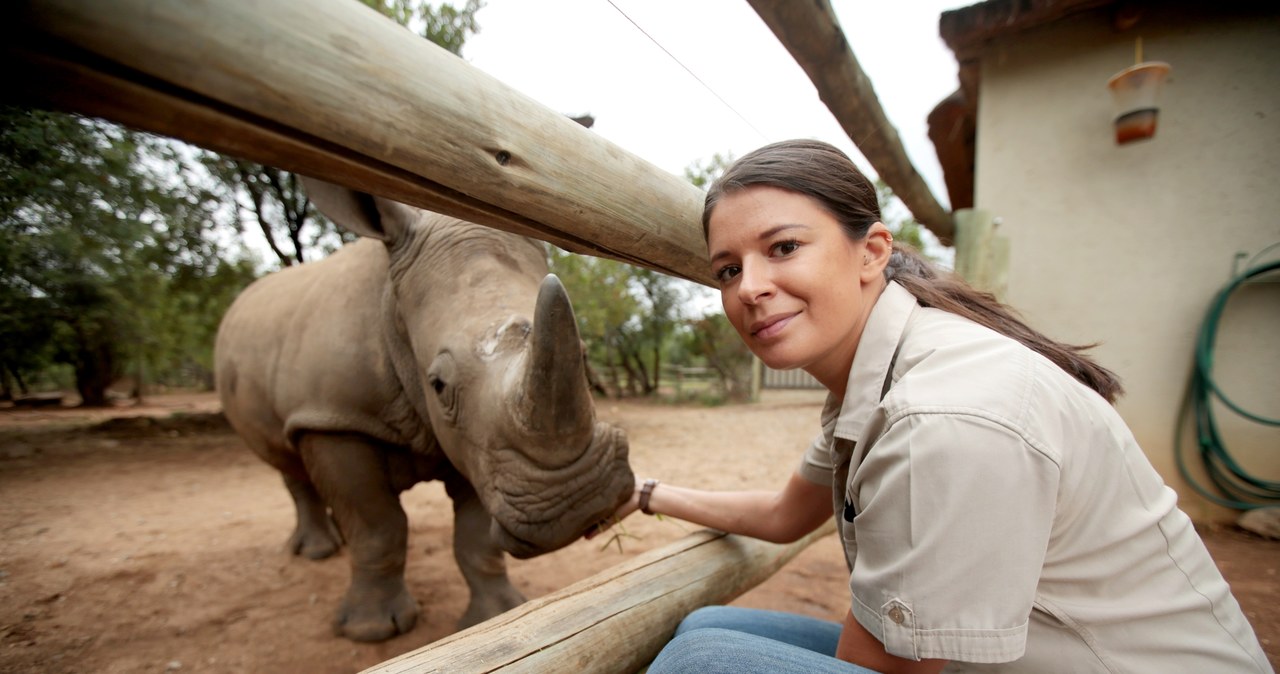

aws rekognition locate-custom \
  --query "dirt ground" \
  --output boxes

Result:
[1,391,1275,673]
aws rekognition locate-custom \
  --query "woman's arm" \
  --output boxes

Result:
[587,471,831,544]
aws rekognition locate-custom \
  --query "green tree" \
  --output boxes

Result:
[683,313,754,401]
[0,107,243,405]
[547,249,690,398]
[547,248,640,396]
[362,0,483,52]
[631,267,685,395]
[678,152,754,401]
[200,158,342,267]
[683,152,735,191]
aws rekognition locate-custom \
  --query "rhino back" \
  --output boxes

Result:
[216,239,418,459]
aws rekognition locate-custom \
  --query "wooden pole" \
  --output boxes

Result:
[364,523,835,674]
[952,208,1009,300]
[0,0,714,285]
[747,0,956,244]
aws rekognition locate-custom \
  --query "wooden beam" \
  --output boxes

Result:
[364,523,835,673]
[0,0,714,285]
[747,0,956,244]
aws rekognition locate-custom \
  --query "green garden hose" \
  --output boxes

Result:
[1175,256,1280,510]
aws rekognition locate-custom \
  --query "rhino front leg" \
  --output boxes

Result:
[444,475,526,629]
[298,433,418,642]
[281,473,342,560]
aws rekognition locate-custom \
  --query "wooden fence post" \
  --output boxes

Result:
[953,208,1010,299]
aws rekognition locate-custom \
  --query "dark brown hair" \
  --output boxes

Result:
[703,139,1123,403]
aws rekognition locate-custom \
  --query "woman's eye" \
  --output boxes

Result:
[714,265,741,284]
[771,239,800,257]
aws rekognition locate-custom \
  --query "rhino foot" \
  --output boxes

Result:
[334,583,419,642]
[458,583,526,630]
[287,521,342,560]
[281,473,342,560]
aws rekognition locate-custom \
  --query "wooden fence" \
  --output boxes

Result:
[763,367,825,390]
[363,523,834,673]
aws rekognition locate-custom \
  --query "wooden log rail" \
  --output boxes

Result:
[364,522,835,674]
[747,0,956,244]
[0,0,715,285]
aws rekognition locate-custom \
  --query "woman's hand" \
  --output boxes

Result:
[583,476,645,540]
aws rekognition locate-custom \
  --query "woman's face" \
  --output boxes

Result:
[706,186,887,391]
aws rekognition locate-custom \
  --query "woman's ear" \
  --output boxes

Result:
[860,222,894,282]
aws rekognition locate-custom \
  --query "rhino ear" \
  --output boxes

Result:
[300,176,417,245]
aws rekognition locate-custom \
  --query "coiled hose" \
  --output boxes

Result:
[1175,255,1280,510]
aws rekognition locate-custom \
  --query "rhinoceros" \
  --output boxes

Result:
[214,179,634,642]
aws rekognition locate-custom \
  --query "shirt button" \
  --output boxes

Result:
[888,606,905,624]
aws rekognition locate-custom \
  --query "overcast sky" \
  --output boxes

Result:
[464,0,972,209]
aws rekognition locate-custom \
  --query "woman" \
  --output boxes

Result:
[587,140,1271,673]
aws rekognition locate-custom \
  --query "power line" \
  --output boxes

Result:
[605,0,768,141]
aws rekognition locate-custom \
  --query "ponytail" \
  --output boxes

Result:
[887,245,1124,403]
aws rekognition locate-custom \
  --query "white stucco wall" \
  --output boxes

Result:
[970,6,1279,522]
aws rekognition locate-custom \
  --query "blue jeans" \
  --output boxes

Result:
[648,606,880,673]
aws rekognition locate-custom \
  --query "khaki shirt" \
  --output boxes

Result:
[798,282,1271,672]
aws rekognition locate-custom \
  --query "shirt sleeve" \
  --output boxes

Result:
[797,430,834,486]
[846,411,1060,664]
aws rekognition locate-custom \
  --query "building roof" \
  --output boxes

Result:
[940,0,1119,63]
[929,0,1124,210]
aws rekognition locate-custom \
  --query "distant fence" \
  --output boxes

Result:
[664,366,715,399]
[663,364,821,399]
[762,366,823,390]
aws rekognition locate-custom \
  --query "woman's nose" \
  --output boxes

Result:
[736,259,774,305]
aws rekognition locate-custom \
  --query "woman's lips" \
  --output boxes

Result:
[751,313,796,339]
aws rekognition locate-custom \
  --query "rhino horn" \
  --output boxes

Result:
[519,274,593,440]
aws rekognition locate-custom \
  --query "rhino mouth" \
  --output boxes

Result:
[489,520,541,559]
[483,423,633,559]
[488,484,628,560]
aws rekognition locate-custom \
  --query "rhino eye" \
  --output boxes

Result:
[426,352,459,424]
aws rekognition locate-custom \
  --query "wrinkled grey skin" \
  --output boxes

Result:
[214,180,633,642]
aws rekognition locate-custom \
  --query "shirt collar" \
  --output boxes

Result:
[823,281,918,442]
